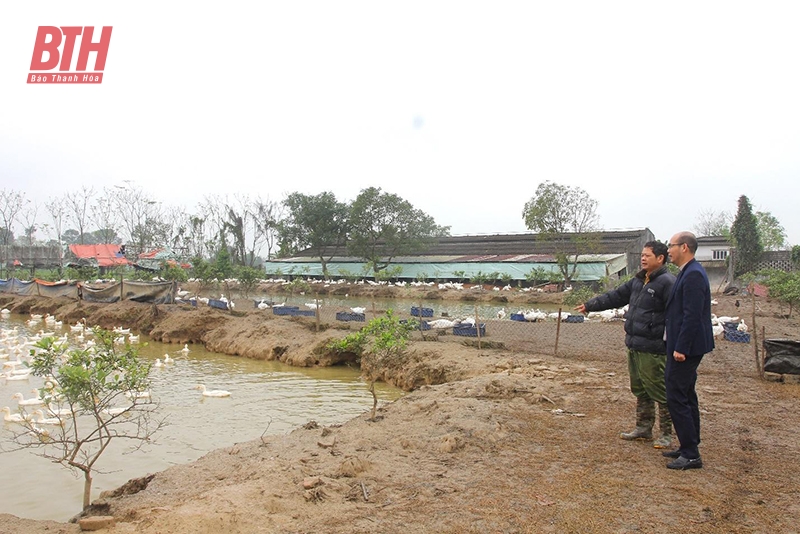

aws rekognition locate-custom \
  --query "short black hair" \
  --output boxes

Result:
[645,241,668,264]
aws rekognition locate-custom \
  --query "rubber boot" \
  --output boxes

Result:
[620,397,654,440]
[652,403,674,449]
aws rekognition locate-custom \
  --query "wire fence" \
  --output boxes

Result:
[240,292,777,369]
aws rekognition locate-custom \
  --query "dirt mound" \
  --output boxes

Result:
[1,292,799,534]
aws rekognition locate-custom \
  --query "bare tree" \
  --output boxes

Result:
[694,209,732,237]
[91,188,121,244]
[0,189,27,277]
[66,186,94,245]
[113,183,162,257]
[255,198,284,261]
[45,197,68,274]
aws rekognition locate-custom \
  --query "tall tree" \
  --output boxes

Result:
[755,211,786,251]
[0,189,26,277]
[91,188,121,244]
[348,187,449,275]
[255,198,284,261]
[45,198,68,274]
[113,183,162,256]
[694,209,732,237]
[522,181,601,283]
[730,195,762,276]
[281,192,349,277]
[65,186,94,245]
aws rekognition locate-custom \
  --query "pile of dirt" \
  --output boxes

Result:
[1,292,799,533]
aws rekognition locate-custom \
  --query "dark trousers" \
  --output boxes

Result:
[665,354,704,459]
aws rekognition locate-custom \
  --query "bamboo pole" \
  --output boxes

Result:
[474,305,481,350]
[554,307,563,356]
[752,295,761,378]
[315,293,320,332]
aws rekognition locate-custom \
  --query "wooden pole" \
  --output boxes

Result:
[752,295,761,378]
[759,326,765,379]
[120,272,124,301]
[554,307,562,356]
[315,293,320,332]
[474,305,481,350]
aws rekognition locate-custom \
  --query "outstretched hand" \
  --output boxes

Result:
[574,304,587,314]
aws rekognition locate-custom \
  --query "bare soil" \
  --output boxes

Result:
[1,286,799,534]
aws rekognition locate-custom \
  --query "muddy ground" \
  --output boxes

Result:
[1,284,799,534]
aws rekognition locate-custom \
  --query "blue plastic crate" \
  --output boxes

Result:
[273,306,299,315]
[453,323,486,337]
[564,315,584,323]
[510,313,526,322]
[724,330,751,343]
[208,298,229,310]
[722,322,739,332]
[336,312,366,322]
[411,306,434,318]
[293,309,316,317]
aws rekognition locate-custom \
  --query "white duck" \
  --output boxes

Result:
[125,390,151,400]
[350,307,366,315]
[180,344,190,355]
[712,323,725,338]
[153,358,164,368]
[496,308,507,320]
[163,354,173,364]
[12,392,44,407]
[2,406,30,423]
[737,319,749,333]
[128,334,140,344]
[31,409,63,426]
[194,384,231,397]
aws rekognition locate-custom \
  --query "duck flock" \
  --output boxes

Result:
[0,309,231,429]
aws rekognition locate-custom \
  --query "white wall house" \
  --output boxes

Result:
[695,236,731,261]
[695,236,732,291]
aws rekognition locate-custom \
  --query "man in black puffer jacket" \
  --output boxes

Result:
[576,241,677,449]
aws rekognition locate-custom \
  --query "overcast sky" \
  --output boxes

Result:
[2,1,799,245]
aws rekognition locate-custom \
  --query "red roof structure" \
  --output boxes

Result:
[68,244,130,267]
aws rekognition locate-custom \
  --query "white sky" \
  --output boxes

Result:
[2,1,799,245]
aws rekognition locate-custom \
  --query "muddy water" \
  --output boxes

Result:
[0,314,401,522]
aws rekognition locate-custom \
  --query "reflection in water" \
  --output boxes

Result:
[0,314,401,522]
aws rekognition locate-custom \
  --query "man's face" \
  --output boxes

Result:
[641,247,663,273]
[668,234,687,266]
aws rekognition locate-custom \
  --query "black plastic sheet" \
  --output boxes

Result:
[763,339,800,375]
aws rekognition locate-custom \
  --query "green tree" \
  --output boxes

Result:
[755,211,787,251]
[9,332,165,509]
[730,195,763,277]
[759,269,800,317]
[348,187,449,276]
[327,310,415,420]
[522,181,601,284]
[280,192,349,278]
[236,265,262,297]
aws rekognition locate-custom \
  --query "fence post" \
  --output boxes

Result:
[752,295,761,378]
[554,307,562,356]
[315,293,320,332]
[120,273,124,301]
[759,326,765,379]
[474,305,481,350]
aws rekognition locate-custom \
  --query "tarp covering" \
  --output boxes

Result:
[1,278,175,304]
[83,280,176,304]
[763,339,800,375]
[68,244,129,267]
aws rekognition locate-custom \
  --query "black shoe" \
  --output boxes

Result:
[661,449,681,458]
[667,456,703,470]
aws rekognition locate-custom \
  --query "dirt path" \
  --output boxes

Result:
[1,290,799,533]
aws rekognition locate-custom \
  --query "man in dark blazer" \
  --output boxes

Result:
[662,231,715,470]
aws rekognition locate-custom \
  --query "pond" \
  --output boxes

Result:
[0,313,402,522]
